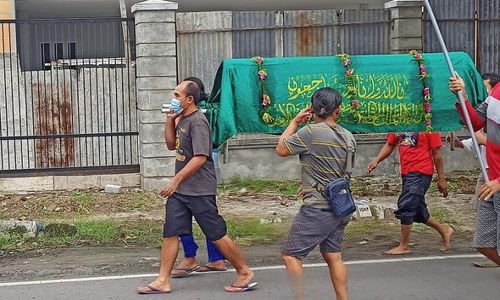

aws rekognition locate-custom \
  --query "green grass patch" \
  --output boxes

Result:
[0,233,19,250]
[0,219,164,251]
[219,179,300,197]
[70,191,96,214]
[412,223,429,233]
[345,219,392,238]
[429,207,456,224]
[191,217,289,246]
[123,192,159,211]
[429,181,461,194]
[1,217,291,251]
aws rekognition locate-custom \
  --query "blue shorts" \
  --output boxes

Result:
[395,172,432,225]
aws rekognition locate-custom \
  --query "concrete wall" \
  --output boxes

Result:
[219,133,480,182]
[132,0,178,191]
[0,173,140,192]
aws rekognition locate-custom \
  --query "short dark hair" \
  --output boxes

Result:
[184,76,208,101]
[183,80,201,104]
[482,73,500,88]
[311,87,342,118]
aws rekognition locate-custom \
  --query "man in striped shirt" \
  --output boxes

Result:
[450,74,500,267]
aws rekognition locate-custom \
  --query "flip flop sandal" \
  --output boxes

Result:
[224,282,258,292]
[170,265,201,278]
[473,260,500,268]
[196,264,228,272]
[136,284,171,294]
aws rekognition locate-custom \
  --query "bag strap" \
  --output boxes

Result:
[326,124,354,180]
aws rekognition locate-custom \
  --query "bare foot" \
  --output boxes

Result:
[385,246,411,255]
[137,280,171,294]
[224,268,255,292]
[171,257,199,276]
[440,224,454,251]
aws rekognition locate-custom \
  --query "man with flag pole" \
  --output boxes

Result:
[422,0,499,267]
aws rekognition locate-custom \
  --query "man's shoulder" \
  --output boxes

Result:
[420,132,442,143]
[184,111,209,127]
[335,124,356,143]
[491,84,500,99]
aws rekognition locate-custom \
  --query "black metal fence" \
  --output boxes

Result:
[0,17,138,176]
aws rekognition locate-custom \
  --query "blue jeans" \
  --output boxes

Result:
[180,235,225,263]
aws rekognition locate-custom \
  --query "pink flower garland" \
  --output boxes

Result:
[409,50,433,132]
[252,56,274,124]
[338,53,361,119]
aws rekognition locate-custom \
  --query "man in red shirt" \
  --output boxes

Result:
[450,74,500,266]
[367,132,453,255]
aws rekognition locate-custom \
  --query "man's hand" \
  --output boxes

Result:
[479,179,500,201]
[159,178,180,198]
[292,108,313,126]
[437,177,449,198]
[366,161,378,174]
[166,109,180,122]
[445,134,464,148]
[298,186,304,199]
[449,73,467,96]
[475,131,487,146]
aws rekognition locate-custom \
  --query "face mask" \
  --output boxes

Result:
[170,98,184,114]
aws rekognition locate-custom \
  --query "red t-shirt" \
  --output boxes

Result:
[387,132,442,176]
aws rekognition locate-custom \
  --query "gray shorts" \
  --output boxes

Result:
[473,192,500,250]
[282,205,350,258]
[163,193,227,241]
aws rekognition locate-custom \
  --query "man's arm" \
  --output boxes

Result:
[160,155,208,197]
[276,108,312,157]
[276,122,300,157]
[431,148,448,197]
[449,74,487,131]
[455,100,487,132]
[366,142,396,174]
[460,138,473,152]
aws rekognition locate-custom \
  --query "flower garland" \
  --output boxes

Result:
[409,50,433,132]
[338,53,360,119]
[251,56,274,124]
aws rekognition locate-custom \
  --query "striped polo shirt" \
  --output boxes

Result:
[284,122,357,206]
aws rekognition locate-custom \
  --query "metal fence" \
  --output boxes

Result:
[0,17,138,176]
[176,9,390,92]
[423,0,500,74]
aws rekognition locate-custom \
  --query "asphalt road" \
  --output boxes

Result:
[1,255,499,300]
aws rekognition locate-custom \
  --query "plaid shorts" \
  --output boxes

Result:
[282,205,350,258]
[473,192,500,250]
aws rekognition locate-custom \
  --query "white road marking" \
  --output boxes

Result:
[0,254,483,287]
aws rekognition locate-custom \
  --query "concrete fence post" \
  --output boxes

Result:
[385,0,424,53]
[132,0,178,191]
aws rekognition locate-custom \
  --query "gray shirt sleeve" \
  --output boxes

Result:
[283,125,311,155]
[190,123,211,157]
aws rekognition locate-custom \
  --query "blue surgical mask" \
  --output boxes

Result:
[170,98,183,114]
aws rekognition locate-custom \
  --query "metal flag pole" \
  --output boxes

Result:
[423,0,489,181]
